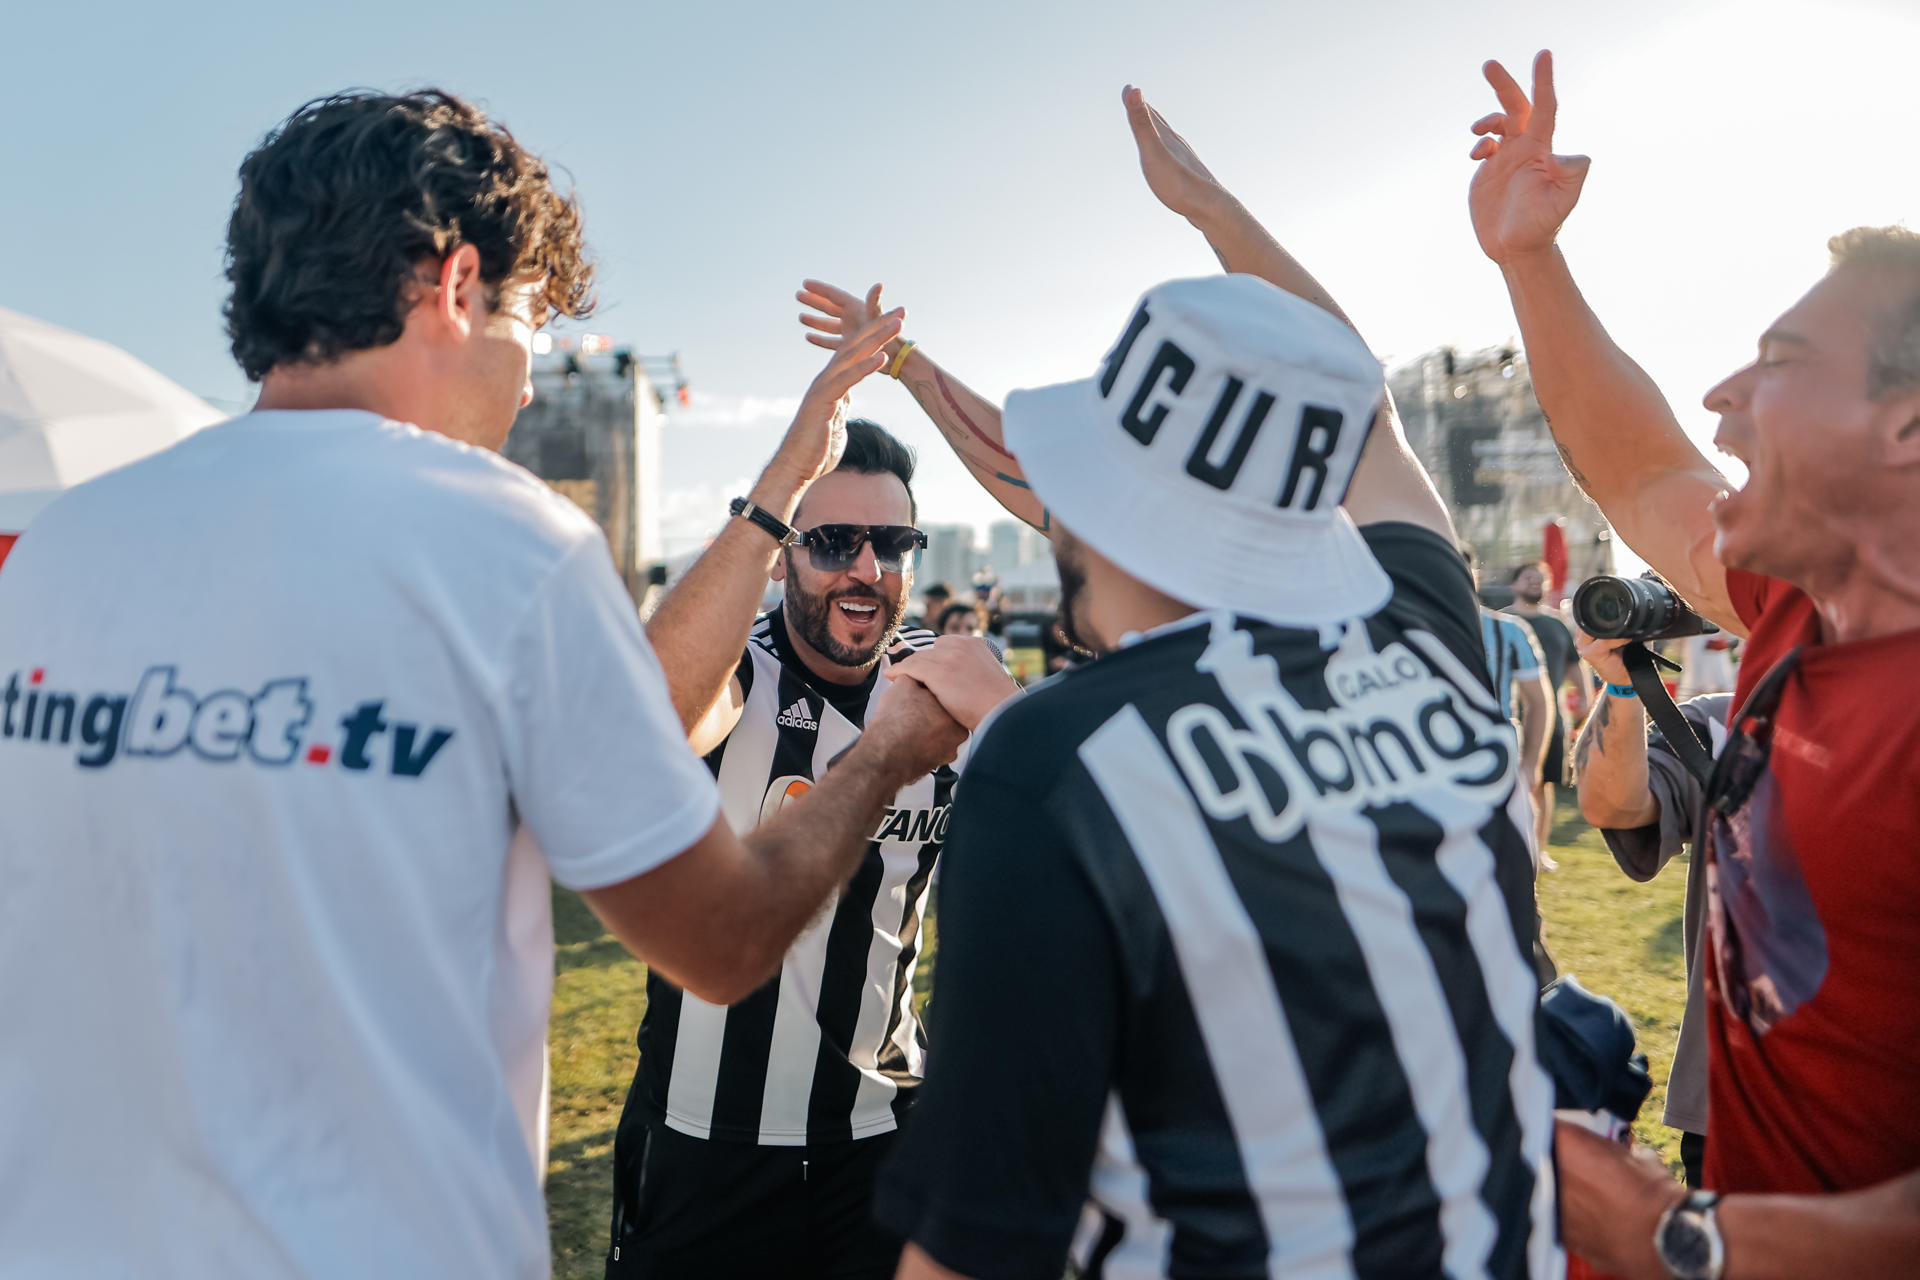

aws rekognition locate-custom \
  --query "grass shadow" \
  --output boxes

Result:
[1645,911,1686,964]
[554,885,607,948]
[557,936,633,974]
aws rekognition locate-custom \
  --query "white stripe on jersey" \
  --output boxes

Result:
[1082,708,1360,1280]
[1429,804,1563,1280]
[1071,1094,1173,1279]
[751,712,861,1144]
[660,620,949,1146]
[1385,625,1561,1276]
[1300,810,1500,1279]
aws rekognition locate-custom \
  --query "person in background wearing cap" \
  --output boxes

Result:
[828,88,1560,1280]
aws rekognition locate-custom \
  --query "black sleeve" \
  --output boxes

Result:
[1360,521,1486,675]
[873,771,1121,1280]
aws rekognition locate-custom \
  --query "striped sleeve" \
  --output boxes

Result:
[1504,620,1542,680]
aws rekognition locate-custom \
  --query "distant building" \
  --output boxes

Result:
[920,523,977,595]
[1387,345,1611,597]
[986,519,1043,577]
[503,347,665,600]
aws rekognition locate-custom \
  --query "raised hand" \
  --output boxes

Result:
[1467,50,1592,265]
[886,635,1021,733]
[769,299,904,489]
[1123,84,1228,224]
[798,280,895,355]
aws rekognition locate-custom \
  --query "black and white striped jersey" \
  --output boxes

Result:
[633,609,954,1146]
[876,524,1562,1280]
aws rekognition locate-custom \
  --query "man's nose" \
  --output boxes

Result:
[847,538,882,584]
[1703,363,1752,415]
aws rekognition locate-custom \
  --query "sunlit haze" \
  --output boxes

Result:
[6,0,1913,555]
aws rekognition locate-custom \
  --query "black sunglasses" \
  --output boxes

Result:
[1702,646,1811,1036]
[794,523,927,574]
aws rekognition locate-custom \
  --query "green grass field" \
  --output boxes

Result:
[544,796,1690,1278]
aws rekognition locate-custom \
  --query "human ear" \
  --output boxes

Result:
[770,547,790,584]
[1881,390,1920,468]
[434,244,487,341]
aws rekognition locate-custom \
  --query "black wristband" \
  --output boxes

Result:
[729,497,800,547]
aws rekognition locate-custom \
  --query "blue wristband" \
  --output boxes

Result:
[1605,682,1638,698]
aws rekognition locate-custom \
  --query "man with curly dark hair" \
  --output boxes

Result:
[0,90,964,1279]
[226,89,596,446]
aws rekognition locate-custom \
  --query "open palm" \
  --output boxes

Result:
[1467,51,1591,264]
[775,296,902,486]
[1123,84,1224,222]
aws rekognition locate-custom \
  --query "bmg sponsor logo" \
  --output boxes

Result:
[1,665,454,779]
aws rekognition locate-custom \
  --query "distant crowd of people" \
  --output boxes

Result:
[0,45,1915,1280]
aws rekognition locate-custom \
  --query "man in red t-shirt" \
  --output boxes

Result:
[1467,50,1920,1278]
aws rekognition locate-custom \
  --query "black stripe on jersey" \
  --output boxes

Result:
[892,627,938,653]
[1081,1212,1126,1278]
[1215,832,1445,1278]
[1132,656,1451,1278]
[637,645,760,1099]
[1072,777,1269,1274]
[879,830,943,1117]
[1482,803,1539,968]
[806,736,949,1135]
[1374,798,1535,1278]
[705,662,826,1137]
[805,846,889,1143]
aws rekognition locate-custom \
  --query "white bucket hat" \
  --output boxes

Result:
[1002,274,1393,631]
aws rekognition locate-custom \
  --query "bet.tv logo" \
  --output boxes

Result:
[1,665,454,778]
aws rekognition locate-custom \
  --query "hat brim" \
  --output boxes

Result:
[1004,376,1395,631]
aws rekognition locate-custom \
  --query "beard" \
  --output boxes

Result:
[783,572,908,669]
[1053,538,1102,656]
[1515,584,1544,605]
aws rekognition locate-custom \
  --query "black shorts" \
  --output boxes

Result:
[1541,720,1567,786]
[607,1106,904,1280]
[1539,706,1569,786]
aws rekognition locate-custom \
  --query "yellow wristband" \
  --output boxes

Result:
[885,341,916,380]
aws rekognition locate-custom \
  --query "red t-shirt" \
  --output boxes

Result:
[1703,569,1920,1192]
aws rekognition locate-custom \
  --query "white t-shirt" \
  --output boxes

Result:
[0,410,721,1279]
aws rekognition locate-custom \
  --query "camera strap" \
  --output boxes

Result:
[1622,643,1716,785]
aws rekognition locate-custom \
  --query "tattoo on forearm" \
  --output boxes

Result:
[933,370,1015,460]
[1554,440,1593,494]
[1573,694,1611,778]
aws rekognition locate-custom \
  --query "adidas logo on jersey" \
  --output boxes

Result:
[776,698,819,731]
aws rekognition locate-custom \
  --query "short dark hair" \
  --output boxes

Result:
[921,582,953,600]
[1508,560,1548,584]
[829,418,918,522]
[1828,226,1920,399]
[937,602,979,633]
[224,89,594,381]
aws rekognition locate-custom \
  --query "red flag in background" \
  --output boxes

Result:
[1542,518,1570,605]
[0,534,16,573]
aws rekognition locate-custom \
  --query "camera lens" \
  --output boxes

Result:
[1574,577,1637,638]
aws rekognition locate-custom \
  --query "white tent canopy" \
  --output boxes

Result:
[0,308,226,532]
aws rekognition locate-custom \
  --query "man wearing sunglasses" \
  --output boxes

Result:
[1470,50,1920,1278]
[605,380,1017,1277]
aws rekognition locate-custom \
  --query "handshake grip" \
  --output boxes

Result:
[854,677,968,784]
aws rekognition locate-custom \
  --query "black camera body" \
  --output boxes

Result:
[1571,573,1719,642]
